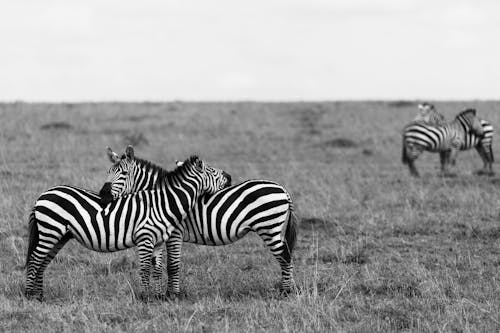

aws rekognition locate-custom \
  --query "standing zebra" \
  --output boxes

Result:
[402,109,484,177]
[100,146,298,294]
[25,155,230,301]
[412,103,495,175]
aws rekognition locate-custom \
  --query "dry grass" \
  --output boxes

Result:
[1,101,500,332]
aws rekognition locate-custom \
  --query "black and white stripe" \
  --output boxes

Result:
[457,119,494,175]
[411,104,494,175]
[402,108,485,177]
[101,147,298,293]
[25,156,230,301]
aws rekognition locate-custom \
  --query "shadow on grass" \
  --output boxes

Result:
[318,138,358,148]
[40,122,73,130]
[318,246,370,265]
[353,279,422,298]
[452,223,500,240]
[387,100,415,108]
[301,217,334,230]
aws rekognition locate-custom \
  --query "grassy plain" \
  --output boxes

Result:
[1,101,500,332]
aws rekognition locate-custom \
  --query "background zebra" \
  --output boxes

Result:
[402,109,484,177]
[412,103,495,175]
[25,155,230,301]
[413,103,446,125]
[100,146,298,294]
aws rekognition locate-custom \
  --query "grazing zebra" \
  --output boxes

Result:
[412,103,495,175]
[100,146,298,294]
[402,109,484,177]
[25,156,230,301]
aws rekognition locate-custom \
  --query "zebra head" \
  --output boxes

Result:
[99,145,138,205]
[176,156,231,195]
[456,109,484,137]
[415,103,446,125]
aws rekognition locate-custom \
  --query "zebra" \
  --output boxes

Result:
[412,103,446,125]
[25,155,231,301]
[402,108,485,177]
[100,146,298,294]
[412,103,495,175]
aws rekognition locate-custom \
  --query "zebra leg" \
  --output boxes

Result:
[439,151,448,173]
[255,229,295,293]
[444,149,458,176]
[474,145,491,175]
[136,238,155,301]
[166,229,183,298]
[26,233,71,301]
[485,143,495,175]
[276,256,294,294]
[151,246,163,298]
[405,144,421,177]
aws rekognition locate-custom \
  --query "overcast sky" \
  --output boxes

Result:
[0,0,498,101]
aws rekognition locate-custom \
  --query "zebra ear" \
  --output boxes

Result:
[175,160,184,167]
[125,145,135,161]
[106,147,120,164]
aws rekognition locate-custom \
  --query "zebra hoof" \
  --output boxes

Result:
[279,288,292,296]
[25,291,43,302]
[164,290,183,301]
[137,292,153,303]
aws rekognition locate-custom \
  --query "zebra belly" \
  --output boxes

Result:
[183,227,250,246]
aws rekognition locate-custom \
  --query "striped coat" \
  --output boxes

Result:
[100,146,297,293]
[402,108,484,176]
[25,156,230,301]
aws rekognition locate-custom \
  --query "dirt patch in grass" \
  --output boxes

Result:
[300,217,336,231]
[319,249,369,265]
[362,148,373,155]
[124,115,155,122]
[354,279,422,298]
[387,100,415,108]
[319,138,358,148]
[40,122,73,130]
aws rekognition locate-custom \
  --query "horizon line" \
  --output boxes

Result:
[1,98,499,104]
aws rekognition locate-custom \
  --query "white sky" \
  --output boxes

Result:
[0,0,499,101]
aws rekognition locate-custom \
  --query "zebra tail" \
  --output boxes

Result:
[282,206,298,262]
[25,209,38,269]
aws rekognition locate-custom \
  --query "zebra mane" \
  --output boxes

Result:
[125,155,170,185]
[171,155,199,174]
[456,108,476,119]
[121,154,201,186]
[160,155,201,182]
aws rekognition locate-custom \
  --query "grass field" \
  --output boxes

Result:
[1,101,500,332]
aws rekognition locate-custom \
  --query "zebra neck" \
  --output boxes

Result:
[134,169,164,191]
[160,174,202,219]
[454,116,472,134]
